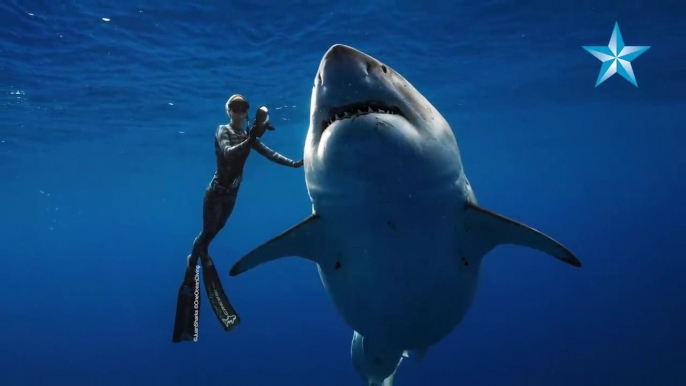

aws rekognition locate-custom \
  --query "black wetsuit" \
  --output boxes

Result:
[173,122,300,343]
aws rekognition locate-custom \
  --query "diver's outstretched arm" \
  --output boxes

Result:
[252,138,303,168]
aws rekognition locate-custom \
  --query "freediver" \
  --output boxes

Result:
[172,94,303,342]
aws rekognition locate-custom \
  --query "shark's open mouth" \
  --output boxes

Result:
[321,101,405,132]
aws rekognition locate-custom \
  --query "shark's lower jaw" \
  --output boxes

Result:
[321,100,405,132]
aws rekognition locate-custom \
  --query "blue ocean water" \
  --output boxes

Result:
[1,0,685,384]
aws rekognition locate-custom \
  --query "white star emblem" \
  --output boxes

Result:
[582,22,650,87]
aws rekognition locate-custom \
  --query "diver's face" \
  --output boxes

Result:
[229,109,247,123]
[228,100,249,124]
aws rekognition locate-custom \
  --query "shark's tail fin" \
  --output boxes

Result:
[382,364,400,386]
[379,350,406,386]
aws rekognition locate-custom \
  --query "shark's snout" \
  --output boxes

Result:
[313,44,406,134]
[317,44,387,86]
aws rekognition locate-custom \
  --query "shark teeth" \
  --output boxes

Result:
[321,101,404,131]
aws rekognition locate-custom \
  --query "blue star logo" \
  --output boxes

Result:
[582,22,650,87]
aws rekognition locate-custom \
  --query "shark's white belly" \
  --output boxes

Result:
[314,192,481,350]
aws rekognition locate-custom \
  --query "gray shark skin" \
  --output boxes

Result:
[230,44,581,360]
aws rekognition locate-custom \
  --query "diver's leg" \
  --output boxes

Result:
[198,184,241,331]
[191,178,240,255]
[191,185,224,257]
[172,211,217,343]
[172,186,219,343]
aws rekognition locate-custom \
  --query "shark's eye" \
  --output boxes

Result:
[381,65,387,73]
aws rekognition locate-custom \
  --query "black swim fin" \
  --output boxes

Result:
[172,259,201,343]
[200,254,241,331]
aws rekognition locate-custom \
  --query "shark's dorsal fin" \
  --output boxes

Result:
[229,214,327,276]
[464,202,582,267]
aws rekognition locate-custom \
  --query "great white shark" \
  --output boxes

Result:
[230,44,581,361]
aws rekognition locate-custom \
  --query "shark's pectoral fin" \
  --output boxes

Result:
[464,203,581,267]
[229,214,326,276]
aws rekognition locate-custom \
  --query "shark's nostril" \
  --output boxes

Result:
[365,61,372,75]
[318,72,322,85]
